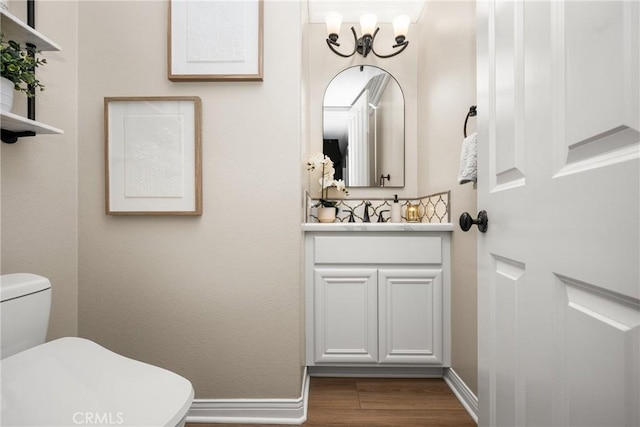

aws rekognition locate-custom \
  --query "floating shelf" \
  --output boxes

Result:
[1,9,60,51]
[1,111,63,134]
[0,108,64,143]
[1,7,63,143]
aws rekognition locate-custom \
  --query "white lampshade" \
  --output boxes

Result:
[393,15,410,39]
[325,12,343,36]
[360,13,377,36]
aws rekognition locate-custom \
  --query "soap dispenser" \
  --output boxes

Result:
[391,195,401,223]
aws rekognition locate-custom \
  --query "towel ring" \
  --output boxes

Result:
[463,105,477,138]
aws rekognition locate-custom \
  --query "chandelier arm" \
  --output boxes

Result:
[350,26,359,42]
[326,27,358,58]
[361,27,380,57]
[370,40,409,59]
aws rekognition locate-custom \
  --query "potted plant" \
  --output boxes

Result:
[0,33,47,112]
[307,152,347,223]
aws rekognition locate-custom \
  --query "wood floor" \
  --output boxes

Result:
[187,377,476,427]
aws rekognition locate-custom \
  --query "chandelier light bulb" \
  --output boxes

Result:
[360,13,377,37]
[392,15,411,43]
[325,12,343,39]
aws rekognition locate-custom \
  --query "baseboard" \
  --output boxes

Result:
[443,367,478,424]
[309,365,444,377]
[186,368,310,425]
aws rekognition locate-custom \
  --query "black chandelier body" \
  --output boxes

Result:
[326,27,409,59]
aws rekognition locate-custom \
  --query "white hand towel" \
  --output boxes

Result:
[458,132,477,184]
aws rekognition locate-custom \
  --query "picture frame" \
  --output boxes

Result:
[104,96,203,216]
[168,0,263,81]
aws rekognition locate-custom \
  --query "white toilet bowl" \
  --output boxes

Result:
[1,338,194,427]
[0,274,194,427]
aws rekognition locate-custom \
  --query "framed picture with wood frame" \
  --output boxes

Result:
[104,96,203,216]
[168,0,263,81]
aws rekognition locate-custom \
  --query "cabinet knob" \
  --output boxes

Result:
[459,211,488,233]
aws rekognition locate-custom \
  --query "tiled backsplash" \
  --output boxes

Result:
[306,190,450,223]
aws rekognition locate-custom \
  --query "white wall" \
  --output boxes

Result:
[76,0,304,398]
[417,1,478,393]
[1,0,79,340]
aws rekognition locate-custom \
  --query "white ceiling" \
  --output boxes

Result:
[308,0,428,24]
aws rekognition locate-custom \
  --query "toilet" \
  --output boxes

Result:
[1,273,194,427]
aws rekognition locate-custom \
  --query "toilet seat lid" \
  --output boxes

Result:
[1,337,194,427]
[0,273,51,302]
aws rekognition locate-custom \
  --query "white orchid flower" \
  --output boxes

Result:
[307,152,332,171]
[319,175,334,188]
[324,164,335,178]
[307,152,347,201]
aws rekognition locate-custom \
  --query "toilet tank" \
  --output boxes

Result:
[1,273,52,359]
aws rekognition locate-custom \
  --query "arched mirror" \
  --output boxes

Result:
[323,65,405,188]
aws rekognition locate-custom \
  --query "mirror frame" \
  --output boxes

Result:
[322,65,406,188]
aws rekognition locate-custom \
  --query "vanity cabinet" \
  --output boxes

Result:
[304,227,451,368]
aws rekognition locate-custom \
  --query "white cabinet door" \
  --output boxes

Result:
[378,269,443,365]
[313,268,378,364]
[477,1,639,426]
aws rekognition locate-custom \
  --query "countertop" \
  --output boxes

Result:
[301,222,454,232]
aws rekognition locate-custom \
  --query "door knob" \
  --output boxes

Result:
[459,211,488,233]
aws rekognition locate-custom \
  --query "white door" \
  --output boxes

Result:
[378,269,443,365]
[348,89,370,186]
[313,268,378,364]
[476,1,639,426]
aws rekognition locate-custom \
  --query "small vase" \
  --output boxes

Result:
[0,77,14,113]
[317,206,337,223]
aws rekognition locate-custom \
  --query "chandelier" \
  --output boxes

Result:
[325,12,410,58]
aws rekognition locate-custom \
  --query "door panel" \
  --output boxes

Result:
[556,275,640,427]
[492,0,526,190]
[378,269,443,365]
[478,0,639,426]
[348,90,370,186]
[313,268,378,364]
[491,256,526,427]
[553,1,640,176]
